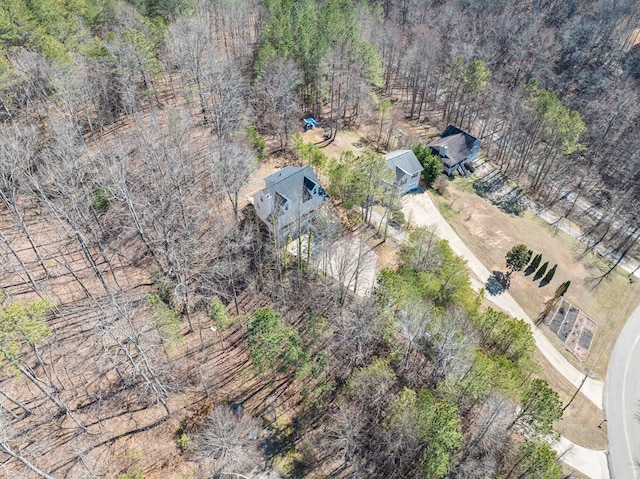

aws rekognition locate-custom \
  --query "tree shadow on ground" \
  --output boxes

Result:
[485,270,510,295]
[533,268,546,282]
[539,278,550,288]
[524,265,536,276]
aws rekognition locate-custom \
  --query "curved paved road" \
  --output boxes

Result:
[605,303,640,479]
[398,191,609,479]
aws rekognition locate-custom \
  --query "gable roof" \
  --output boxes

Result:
[254,165,328,232]
[384,150,423,176]
[427,125,480,168]
[264,166,301,186]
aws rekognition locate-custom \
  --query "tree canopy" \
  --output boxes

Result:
[385,387,462,479]
[328,151,395,223]
[512,378,563,437]
[525,78,586,156]
[0,0,115,59]
[247,307,303,374]
[0,298,53,373]
[505,244,532,274]
[412,143,442,188]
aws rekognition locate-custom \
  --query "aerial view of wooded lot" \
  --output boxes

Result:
[1,0,640,477]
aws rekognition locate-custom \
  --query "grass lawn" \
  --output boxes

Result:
[289,126,626,449]
[300,124,639,378]
[534,349,607,449]
[433,177,640,379]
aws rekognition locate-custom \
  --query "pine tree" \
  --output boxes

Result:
[412,143,442,188]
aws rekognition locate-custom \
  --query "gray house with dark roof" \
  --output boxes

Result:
[384,150,423,194]
[427,125,481,176]
[251,165,329,237]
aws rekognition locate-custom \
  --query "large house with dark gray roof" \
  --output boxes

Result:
[251,165,329,237]
[427,125,481,176]
[384,150,423,194]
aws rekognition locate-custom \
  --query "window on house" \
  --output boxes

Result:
[302,185,312,202]
[303,176,317,202]
[275,192,289,213]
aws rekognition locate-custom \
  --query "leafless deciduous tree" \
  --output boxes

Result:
[206,0,263,67]
[200,58,249,141]
[9,50,53,119]
[165,13,215,123]
[195,405,261,478]
[166,10,249,138]
[451,393,516,479]
[423,309,474,385]
[208,140,257,222]
[321,44,375,139]
[0,413,58,479]
[323,402,366,470]
[252,57,302,150]
[395,300,435,386]
[328,297,391,377]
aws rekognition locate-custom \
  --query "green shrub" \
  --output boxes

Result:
[145,294,182,351]
[177,432,189,452]
[118,466,143,479]
[388,208,406,227]
[498,200,526,216]
[208,297,232,329]
[411,143,442,188]
[248,125,267,159]
[472,181,491,198]
[91,187,111,213]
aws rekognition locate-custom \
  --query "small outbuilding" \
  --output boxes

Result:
[427,125,481,176]
[302,117,319,131]
[384,150,423,194]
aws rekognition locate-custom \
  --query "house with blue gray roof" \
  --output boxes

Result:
[251,165,329,238]
[384,150,423,194]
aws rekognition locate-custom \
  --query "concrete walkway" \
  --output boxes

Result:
[380,190,610,479]
[401,191,604,410]
[553,436,610,479]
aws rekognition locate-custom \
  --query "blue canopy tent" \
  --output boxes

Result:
[302,117,319,131]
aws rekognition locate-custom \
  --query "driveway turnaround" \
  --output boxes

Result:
[397,190,609,479]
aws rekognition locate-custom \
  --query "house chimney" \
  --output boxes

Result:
[439,145,449,157]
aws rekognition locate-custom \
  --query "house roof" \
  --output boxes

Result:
[265,166,301,186]
[427,125,480,168]
[254,165,328,231]
[384,150,423,176]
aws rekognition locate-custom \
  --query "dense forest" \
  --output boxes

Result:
[0,0,636,477]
